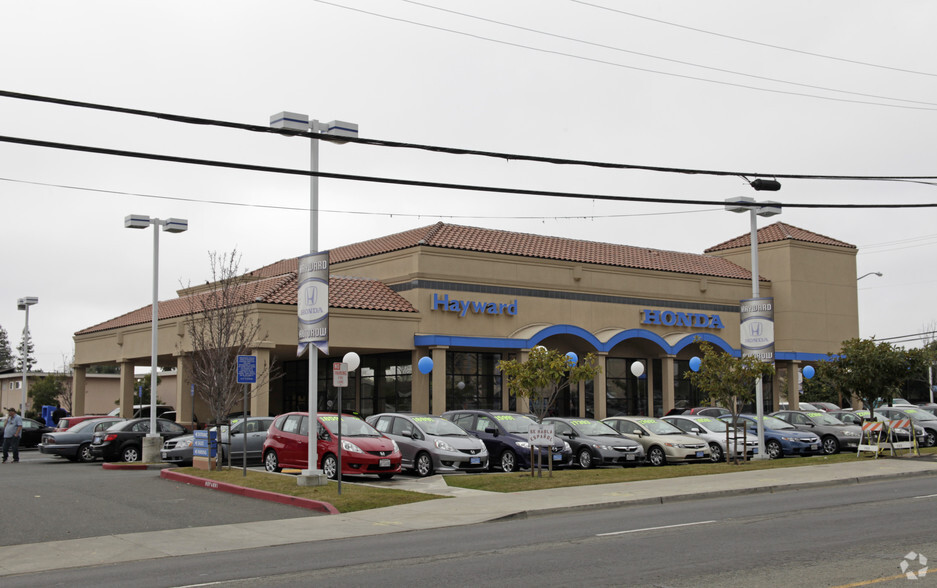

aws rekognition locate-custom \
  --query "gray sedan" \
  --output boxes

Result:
[39,417,125,462]
[542,417,644,468]
[161,417,274,466]
[771,410,863,454]
[367,413,489,476]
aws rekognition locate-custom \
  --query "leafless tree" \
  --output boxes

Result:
[181,251,278,460]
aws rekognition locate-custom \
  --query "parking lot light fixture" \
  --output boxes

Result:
[270,112,358,485]
[124,215,188,462]
[16,296,38,415]
[724,194,781,460]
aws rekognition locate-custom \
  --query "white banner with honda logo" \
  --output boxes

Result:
[740,297,774,363]
[298,251,329,356]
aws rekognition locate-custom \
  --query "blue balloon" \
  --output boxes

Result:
[418,356,434,374]
[689,356,701,372]
[565,352,578,366]
[803,365,815,380]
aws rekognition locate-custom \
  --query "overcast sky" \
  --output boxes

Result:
[2,1,935,371]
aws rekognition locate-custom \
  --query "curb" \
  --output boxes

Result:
[490,464,937,521]
[102,462,174,471]
[160,469,340,514]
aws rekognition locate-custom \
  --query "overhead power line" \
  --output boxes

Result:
[3,133,937,210]
[3,90,937,183]
[311,0,937,112]
[571,0,937,79]
[399,0,937,108]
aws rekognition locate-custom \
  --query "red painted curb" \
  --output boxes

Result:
[160,469,340,514]
[102,463,150,470]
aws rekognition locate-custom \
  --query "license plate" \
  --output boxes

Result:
[470,457,480,465]
[810,444,818,450]
[553,453,562,461]
[695,451,704,458]
[752,448,758,454]
[626,454,635,460]
[379,458,390,468]
[160,452,168,459]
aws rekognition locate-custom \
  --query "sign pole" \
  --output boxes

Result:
[242,383,248,477]
[236,355,257,477]
[333,362,348,495]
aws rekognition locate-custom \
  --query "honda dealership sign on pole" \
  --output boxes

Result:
[740,297,774,362]
[297,251,330,356]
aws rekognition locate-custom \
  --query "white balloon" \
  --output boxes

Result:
[343,352,361,371]
[631,361,645,377]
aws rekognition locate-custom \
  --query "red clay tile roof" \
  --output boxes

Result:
[250,222,755,281]
[705,222,856,253]
[75,275,416,335]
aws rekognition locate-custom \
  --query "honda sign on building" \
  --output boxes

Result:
[740,297,774,363]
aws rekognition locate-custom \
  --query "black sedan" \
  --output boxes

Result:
[543,417,645,468]
[0,416,54,448]
[90,418,188,462]
[40,417,125,462]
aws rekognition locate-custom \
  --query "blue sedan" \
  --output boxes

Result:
[720,414,822,459]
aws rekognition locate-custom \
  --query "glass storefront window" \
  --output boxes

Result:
[447,351,502,410]
[606,358,647,416]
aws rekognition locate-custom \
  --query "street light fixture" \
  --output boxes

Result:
[124,214,188,462]
[857,271,883,281]
[16,296,38,415]
[270,112,358,485]
[725,191,781,460]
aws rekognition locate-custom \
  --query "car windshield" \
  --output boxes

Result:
[899,408,937,421]
[807,412,847,426]
[320,415,381,437]
[412,416,468,436]
[633,418,684,435]
[732,415,795,430]
[692,417,729,433]
[493,414,538,434]
[68,419,105,433]
[567,419,620,436]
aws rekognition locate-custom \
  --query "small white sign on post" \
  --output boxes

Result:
[528,423,555,447]
[333,362,348,388]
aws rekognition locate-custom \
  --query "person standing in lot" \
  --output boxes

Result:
[51,404,67,426]
[3,407,23,463]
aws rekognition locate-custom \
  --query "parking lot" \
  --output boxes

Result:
[2,449,322,547]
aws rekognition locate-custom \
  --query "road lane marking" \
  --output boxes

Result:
[596,520,717,537]
[831,572,909,587]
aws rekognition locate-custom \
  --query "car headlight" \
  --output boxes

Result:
[391,439,400,453]
[434,439,456,452]
[591,443,611,451]
[562,441,571,452]
[176,438,194,449]
[843,431,859,437]
[781,436,799,442]
[515,441,530,449]
[341,440,364,453]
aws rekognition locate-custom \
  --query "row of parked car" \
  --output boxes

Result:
[33,400,937,480]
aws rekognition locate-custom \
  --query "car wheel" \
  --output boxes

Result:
[766,439,783,459]
[577,448,594,469]
[821,436,840,455]
[708,443,724,463]
[263,450,281,473]
[926,429,937,448]
[77,442,94,463]
[648,446,666,466]
[378,473,395,480]
[322,454,338,480]
[500,450,517,472]
[121,446,140,462]
[414,452,434,477]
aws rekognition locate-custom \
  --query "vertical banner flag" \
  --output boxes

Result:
[740,297,774,362]
[298,251,329,356]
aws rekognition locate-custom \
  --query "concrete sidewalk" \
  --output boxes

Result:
[2,457,936,577]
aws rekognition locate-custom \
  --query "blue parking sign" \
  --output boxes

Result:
[237,355,257,384]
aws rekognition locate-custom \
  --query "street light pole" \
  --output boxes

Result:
[125,215,188,462]
[726,193,781,460]
[270,113,357,485]
[857,271,883,281]
[16,297,38,415]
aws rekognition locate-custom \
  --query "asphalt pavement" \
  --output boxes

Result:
[2,455,937,577]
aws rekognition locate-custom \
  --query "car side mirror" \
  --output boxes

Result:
[632,429,643,436]
[484,427,498,436]
[691,428,701,434]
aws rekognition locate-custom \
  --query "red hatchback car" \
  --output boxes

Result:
[262,412,402,480]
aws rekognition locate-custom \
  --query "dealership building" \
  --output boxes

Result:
[71,221,859,424]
